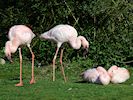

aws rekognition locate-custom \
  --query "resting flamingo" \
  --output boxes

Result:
[5,25,35,86]
[40,24,89,82]
[81,66,110,85]
[108,65,130,84]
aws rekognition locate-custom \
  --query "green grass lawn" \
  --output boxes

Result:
[0,59,133,100]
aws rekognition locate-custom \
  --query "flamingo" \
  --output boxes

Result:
[40,24,89,82]
[81,66,110,85]
[4,25,35,86]
[108,65,130,84]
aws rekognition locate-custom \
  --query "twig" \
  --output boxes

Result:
[64,0,82,31]
[122,60,133,64]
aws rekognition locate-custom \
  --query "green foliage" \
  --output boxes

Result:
[0,0,133,68]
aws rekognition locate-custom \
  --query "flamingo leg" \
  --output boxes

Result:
[15,48,23,86]
[52,47,60,81]
[28,46,35,84]
[60,49,67,82]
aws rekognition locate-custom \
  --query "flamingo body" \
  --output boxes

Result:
[5,25,35,86]
[40,24,89,82]
[108,65,130,84]
[82,66,110,85]
[40,24,89,49]
[5,25,35,56]
[8,25,35,44]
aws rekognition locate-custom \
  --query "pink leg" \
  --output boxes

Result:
[15,48,23,86]
[28,46,35,84]
[52,47,59,81]
[60,49,67,82]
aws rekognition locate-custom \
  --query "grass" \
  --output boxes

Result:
[0,59,133,100]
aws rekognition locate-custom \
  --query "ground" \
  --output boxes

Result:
[0,59,133,100]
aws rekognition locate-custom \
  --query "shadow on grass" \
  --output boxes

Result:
[74,80,96,85]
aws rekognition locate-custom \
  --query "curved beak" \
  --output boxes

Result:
[6,54,13,63]
[83,48,89,57]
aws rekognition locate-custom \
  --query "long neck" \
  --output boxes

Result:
[10,39,19,53]
[69,36,85,49]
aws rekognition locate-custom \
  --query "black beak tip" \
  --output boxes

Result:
[83,48,89,57]
[10,59,13,63]
[6,55,13,63]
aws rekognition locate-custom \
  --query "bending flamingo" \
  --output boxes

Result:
[81,66,110,85]
[40,24,89,82]
[108,65,130,84]
[5,25,35,86]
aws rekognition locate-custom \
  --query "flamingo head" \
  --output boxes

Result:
[4,41,16,63]
[82,38,89,57]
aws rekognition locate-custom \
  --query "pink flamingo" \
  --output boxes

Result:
[108,65,130,84]
[40,24,89,82]
[5,25,35,86]
[81,66,110,85]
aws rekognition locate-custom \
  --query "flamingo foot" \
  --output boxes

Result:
[15,82,23,87]
[30,78,35,84]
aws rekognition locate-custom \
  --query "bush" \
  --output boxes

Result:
[0,0,132,68]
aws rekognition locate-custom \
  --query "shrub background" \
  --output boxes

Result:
[0,0,133,68]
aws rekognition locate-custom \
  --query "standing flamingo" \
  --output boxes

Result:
[81,66,110,85]
[5,25,35,86]
[40,24,89,82]
[108,65,130,84]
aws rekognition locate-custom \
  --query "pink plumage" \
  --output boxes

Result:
[5,25,35,59]
[5,25,35,86]
[82,66,110,85]
[40,24,89,82]
[40,24,89,49]
[108,65,130,84]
